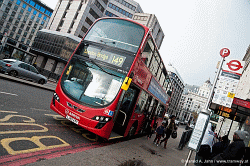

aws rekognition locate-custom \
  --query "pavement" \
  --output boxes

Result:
[0,73,197,166]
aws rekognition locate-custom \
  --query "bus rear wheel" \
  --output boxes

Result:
[127,125,136,139]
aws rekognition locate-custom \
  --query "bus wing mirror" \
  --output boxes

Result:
[121,77,132,91]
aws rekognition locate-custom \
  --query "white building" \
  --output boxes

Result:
[178,79,212,122]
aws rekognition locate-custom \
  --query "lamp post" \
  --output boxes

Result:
[0,32,8,58]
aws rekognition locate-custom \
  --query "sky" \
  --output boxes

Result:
[42,0,250,86]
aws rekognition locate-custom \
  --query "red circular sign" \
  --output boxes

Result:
[226,60,243,71]
[220,48,230,58]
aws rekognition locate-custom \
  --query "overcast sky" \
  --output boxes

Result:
[42,0,250,86]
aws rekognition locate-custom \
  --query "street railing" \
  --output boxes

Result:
[36,67,60,83]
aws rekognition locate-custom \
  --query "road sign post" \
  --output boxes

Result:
[184,48,230,166]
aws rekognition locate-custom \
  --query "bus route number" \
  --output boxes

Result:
[111,55,125,67]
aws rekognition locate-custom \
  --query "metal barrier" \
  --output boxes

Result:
[36,67,60,82]
[178,129,193,150]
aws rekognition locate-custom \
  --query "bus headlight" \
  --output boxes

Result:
[53,92,60,105]
[93,116,111,122]
[92,116,112,129]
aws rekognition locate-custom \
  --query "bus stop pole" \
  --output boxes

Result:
[184,150,193,166]
[184,57,225,165]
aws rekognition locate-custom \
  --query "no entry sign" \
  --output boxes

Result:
[220,48,230,58]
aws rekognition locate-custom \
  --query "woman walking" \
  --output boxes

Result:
[160,115,177,149]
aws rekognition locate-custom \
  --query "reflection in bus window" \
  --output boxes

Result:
[134,90,148,114]
[155,104,165,118]
[61,57,125,107]
[84,18,145,53]
[141,38,154,67]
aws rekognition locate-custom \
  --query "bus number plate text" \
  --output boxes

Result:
[66,115,79,125]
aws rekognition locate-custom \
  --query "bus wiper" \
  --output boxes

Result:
[89,59,118,77]
[100,40,116,45]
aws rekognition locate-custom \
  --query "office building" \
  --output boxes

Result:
[133,13,164,49]
[165,64,184,117]
[31,0,164,78]
[0,0,53,63]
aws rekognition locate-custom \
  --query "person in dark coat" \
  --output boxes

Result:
[160,115,177,149]
[211,130,249,166]
[220,131,248,163]
[210,135,229,158]
[147,116,157,139]
[153,122,165,146]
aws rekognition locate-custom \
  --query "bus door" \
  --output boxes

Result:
[136,93,152,133]
[148,98,158,120]
[113,85,140,135]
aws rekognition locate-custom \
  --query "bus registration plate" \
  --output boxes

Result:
[66,115,79,125]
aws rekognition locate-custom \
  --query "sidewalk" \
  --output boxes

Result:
[0,73,56,91]
[27,127,196,166]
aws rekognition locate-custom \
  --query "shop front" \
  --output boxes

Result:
[210,97,250,145]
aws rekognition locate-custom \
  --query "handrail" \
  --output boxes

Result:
[119,110,127,126]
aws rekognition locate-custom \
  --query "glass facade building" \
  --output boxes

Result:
[0,0,52,63]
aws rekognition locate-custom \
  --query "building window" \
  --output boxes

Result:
[102,0,108,5]
[94,0,104,12]
[21,37,25,42]
[85,17,93,26]
[8,17,14,23]
[31,15,35,20]
[14,5,18,11]
[18,29,22,34]
[7,1,12,8]
[26,40,30,45]
[81,26,88,33]
[15,34,20,40]
[89,8,99,19]
[14,20,19,26]
[105,11,117,17]
[16,0,21,5]
[23,32,27,37]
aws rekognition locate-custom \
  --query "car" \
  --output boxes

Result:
[0,60,7,74]
[2,59,47,84]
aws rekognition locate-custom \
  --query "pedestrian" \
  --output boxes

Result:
[195,123,215,166]
[153,122,165,146]
[210,135,229,159]
[211,130,249,166]
[160,115,177,149]
[147,116,157,139]
[185,121,191,130]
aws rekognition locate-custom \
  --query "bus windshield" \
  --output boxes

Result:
[84,18,145,53]
[61,56,126,107]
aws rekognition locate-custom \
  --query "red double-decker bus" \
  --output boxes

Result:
[50,17,171,140]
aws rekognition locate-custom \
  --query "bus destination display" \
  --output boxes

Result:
[81,46,126,67]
